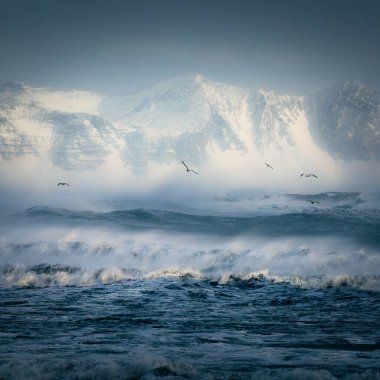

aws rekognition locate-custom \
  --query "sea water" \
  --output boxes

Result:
[0,192,379,379]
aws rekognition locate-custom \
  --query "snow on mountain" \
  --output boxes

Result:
[100,74,249,171]
[0,75,379,193]
[42,112,119,170]
[248,89,302,151]
[0,82,118,169]
[99,74,318,174]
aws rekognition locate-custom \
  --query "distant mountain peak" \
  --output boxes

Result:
[328,79,379,99]
[194,73,206,83]
[335,79,379,106]
[342,79,368,89]
[306,78,380,162]
[151,72,206,87]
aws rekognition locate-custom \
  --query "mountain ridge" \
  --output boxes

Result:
[0,75,379,174]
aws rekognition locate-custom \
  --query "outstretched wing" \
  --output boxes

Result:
[312,174,318,178]
[182,161,189,170]
[190,170,199,174]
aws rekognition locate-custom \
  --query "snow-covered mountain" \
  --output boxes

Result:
[0,75,379,179]
[100,74,252,171]
[100,74,313,173]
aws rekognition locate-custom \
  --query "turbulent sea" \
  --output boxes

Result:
[0,192,379,379]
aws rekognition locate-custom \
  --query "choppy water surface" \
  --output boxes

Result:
[0,193,379,379]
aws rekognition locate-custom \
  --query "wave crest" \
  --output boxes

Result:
[1,264,379,291]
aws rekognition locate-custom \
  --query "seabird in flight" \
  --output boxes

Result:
[58,182,70,187]
[182,161,199,174]
[301,173,318,178]
[265,162,274,169]
[308,200,320,205]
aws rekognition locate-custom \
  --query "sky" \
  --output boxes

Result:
[0,0,380,95]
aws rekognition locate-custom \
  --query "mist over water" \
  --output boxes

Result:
[1,159,380,379]
[1,163,379,224]
[1,79,380,380]
[1,186,379,286]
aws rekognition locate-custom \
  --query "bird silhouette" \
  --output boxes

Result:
[308,200,320,205]
[301,173,318,178]
[182,161,199,174]
[265,162,274,169]
[58,182,70,187]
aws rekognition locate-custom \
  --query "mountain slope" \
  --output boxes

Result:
[100,74,249,171]
[99,74,311,173]
[306,79,380,161]
[0,76,379,178]
[0,82,118,169]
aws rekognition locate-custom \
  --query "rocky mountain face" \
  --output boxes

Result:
[247,89,302,151]
[305,80,380,162]
[0,82,116,170]
[0,75,379,174]
[0,81,39,160]
[42,112,118,170]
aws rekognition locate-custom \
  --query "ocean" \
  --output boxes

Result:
[0,192,379,379]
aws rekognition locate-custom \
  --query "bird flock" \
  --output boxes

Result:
[179,160,321,206]
[58,161,321,206]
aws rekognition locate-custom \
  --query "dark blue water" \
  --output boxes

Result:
[0,193,379,379]
[1,278,379,379]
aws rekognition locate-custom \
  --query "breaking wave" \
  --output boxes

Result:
[1,191,379,290]
[1,230,379,291]
[1,263,380,291]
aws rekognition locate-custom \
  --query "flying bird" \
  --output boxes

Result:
[265,162,274,169]
[182,161,199,174]
[58,182,70,187]
[308,200,320,205]
[301,173,318,178]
